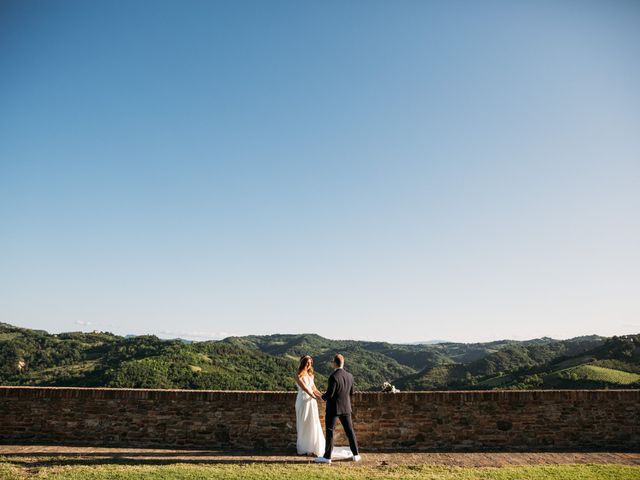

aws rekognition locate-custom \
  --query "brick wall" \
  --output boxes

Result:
[1,387,638,451]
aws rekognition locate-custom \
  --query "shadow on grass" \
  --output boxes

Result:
[0,452,366,468]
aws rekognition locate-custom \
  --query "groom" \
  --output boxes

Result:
[315,353,361,464]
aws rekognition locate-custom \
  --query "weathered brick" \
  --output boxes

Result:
[0,387,638,451]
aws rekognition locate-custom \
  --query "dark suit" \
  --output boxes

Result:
[321,368,359,458]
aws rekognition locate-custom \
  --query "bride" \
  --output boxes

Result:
[295,355,325,456]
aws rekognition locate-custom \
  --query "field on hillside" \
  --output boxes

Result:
[549,365,640,385]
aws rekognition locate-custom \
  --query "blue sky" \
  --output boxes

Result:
[1,1,639,342]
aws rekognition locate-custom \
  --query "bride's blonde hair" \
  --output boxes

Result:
[297,355,314,377]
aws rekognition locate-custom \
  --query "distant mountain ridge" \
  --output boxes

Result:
[1,322,638,391]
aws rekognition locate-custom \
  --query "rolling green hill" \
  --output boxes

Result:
[487,335,640,390]
[1,322,638,391]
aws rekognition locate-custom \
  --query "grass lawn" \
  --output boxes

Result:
[0,460,639,480]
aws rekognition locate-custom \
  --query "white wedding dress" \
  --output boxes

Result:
[295,375,325,456]
[295,375,353,459]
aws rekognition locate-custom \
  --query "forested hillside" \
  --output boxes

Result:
[1,323,638,391]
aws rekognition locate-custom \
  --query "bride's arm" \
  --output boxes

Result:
[294,375,316,397]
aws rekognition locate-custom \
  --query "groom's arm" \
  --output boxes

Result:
[322,374,336,401]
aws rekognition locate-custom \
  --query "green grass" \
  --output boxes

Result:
[0,460,638,480]
[552,364,640,385]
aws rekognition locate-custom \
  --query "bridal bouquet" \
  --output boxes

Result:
[382,381,400,393]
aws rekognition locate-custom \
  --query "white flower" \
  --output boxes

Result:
[382,381,399,393]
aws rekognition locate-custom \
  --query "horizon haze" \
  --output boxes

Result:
[1,321,627,347]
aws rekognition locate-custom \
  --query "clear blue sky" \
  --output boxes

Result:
[1,1,639,343]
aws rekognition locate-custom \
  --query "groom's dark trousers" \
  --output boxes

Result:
[322,368,359,459]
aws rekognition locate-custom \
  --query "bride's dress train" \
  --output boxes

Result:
[329,446,354,460]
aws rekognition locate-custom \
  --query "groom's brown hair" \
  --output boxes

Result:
[334,353,344,367]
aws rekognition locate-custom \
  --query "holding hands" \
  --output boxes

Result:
[313,386,324,401]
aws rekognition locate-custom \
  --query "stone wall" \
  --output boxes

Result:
[1,387,638,451]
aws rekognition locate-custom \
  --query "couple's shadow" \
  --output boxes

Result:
[3,452,317,467]
[1,448,357,468]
